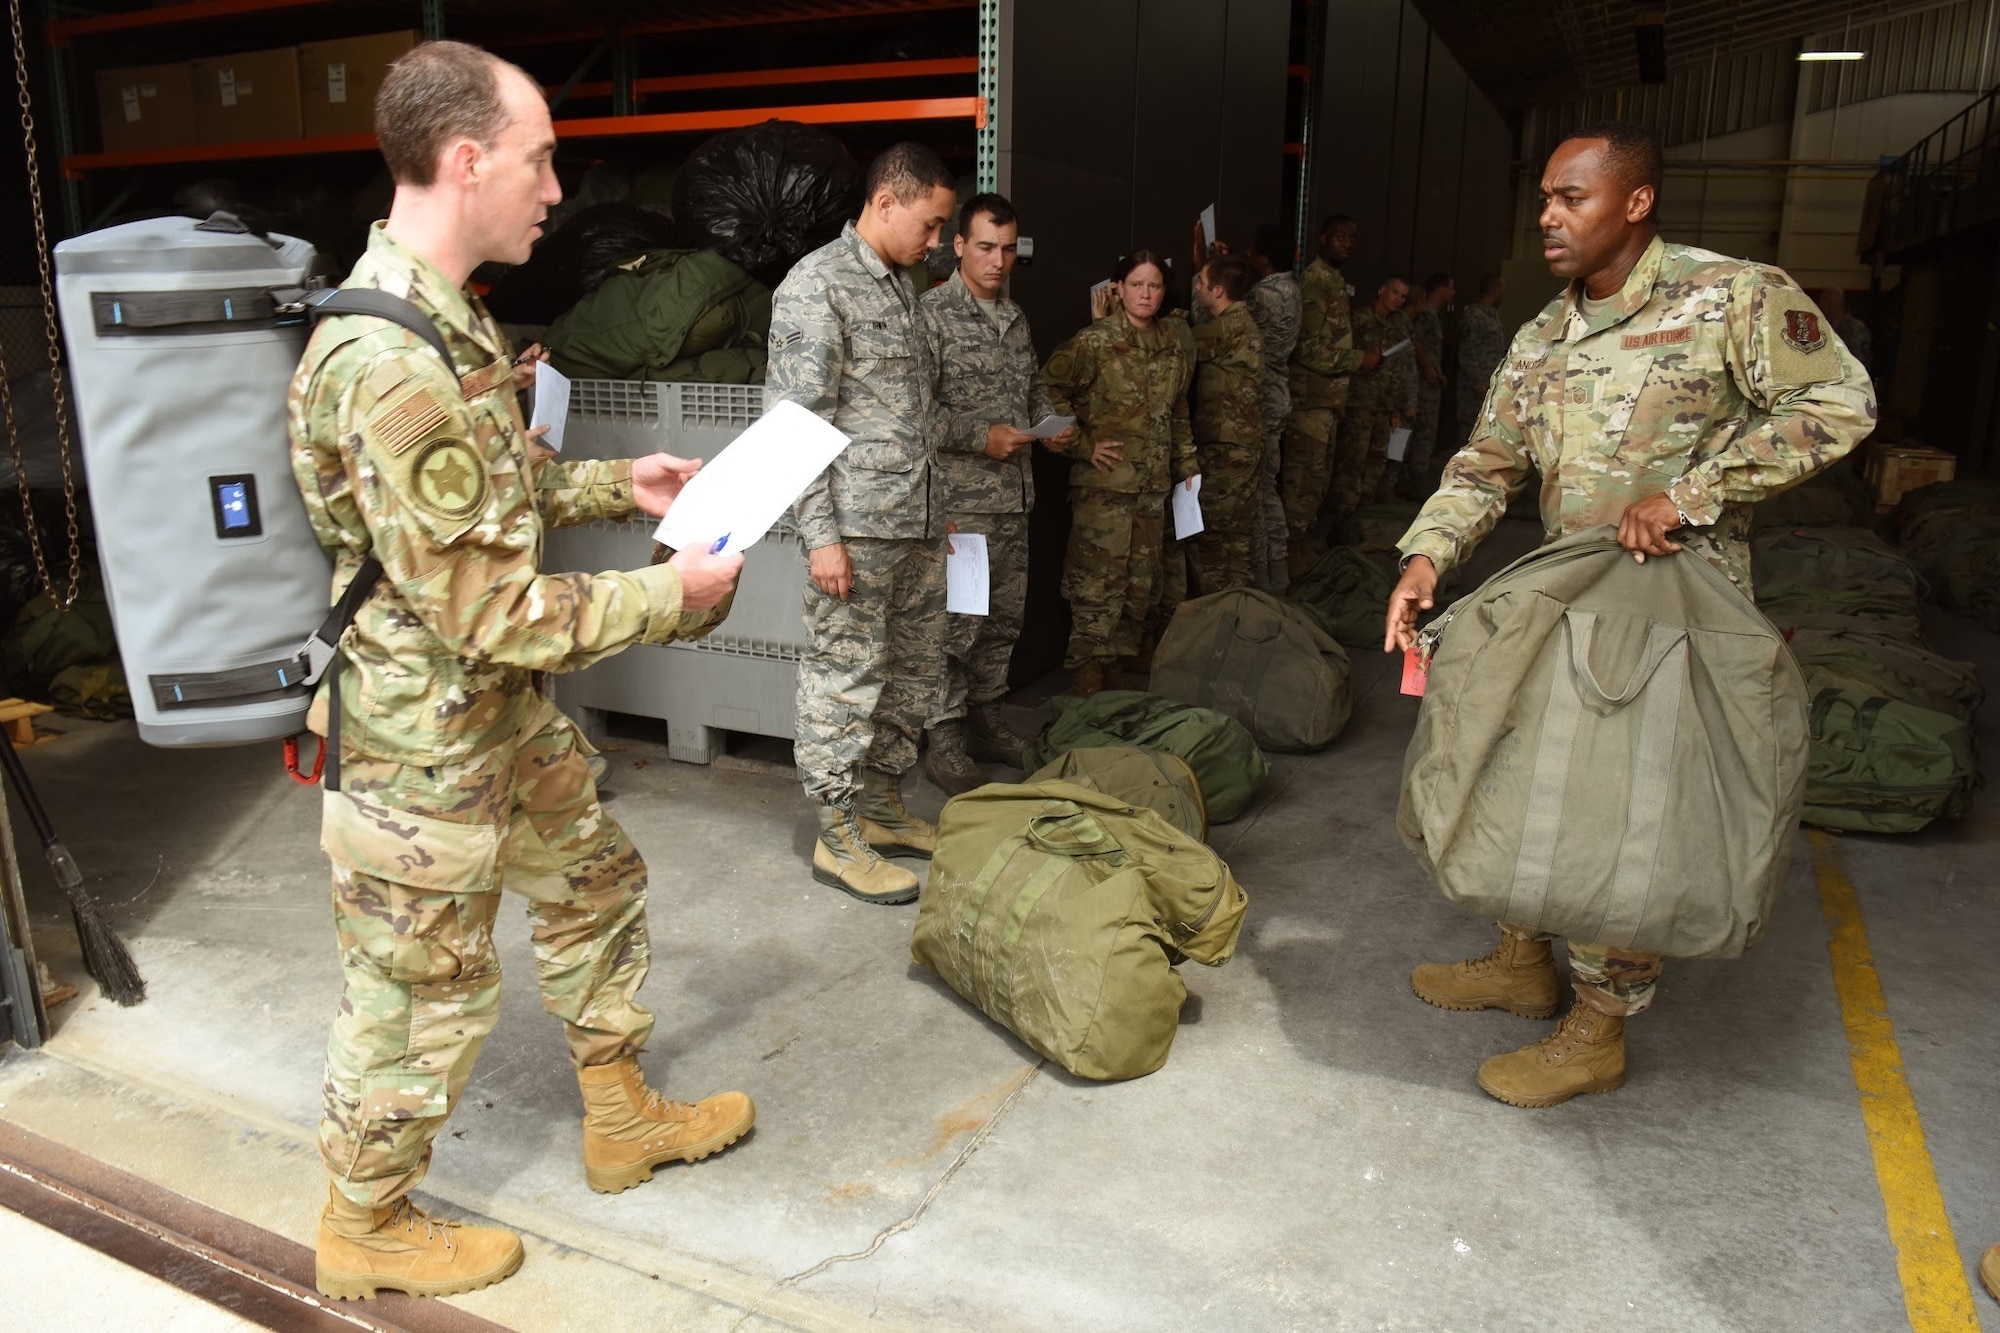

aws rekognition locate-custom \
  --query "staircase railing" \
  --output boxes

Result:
[1869,82,2000,259]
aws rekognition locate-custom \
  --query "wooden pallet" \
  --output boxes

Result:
[0,698,56,747]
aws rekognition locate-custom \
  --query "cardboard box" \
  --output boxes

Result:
[193,47,302,145]
[299,31,415,138]
[95,62,198,154]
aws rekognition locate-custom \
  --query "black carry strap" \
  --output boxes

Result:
[145,286,457,788]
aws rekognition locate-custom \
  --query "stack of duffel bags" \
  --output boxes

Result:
[1893,477,2000,637]
[1753,511,1980,833]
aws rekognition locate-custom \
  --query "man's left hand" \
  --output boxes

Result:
[511,343,549,392]
[633,453,703,517]
[1617,492,1685,563]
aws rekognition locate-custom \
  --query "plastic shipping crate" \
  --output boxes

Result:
[543,379,804,763]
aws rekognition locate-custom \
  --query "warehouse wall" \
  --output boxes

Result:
[1300,0,1513,302]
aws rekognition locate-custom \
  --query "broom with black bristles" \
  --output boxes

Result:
[0,726,144,1005]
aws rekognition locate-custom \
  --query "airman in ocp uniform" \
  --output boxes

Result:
[291,42,752,1302]
[1387,120,1875,1111]
[1188,253,1266,593]
[1283,213,1379,576]
[1243,225,1303,589]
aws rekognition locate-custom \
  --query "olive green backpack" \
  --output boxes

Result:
[1022,690,1270,822]
[1029,745,1207,839]
[1149,589,1351,752]
[912,780,1248,1081]
[1400,528,1808,960]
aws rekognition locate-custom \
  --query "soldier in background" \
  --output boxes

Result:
[1400,272,1454,500]
[1044,250,1197,696]
[1243,225,1302,590]
[770,142,959,905]
[919,193,1074,795]
[1374,281,1420,503]
[291,41,751,1300]
[1815,287,1873,374]
[1456,273,1508,448]
[1336,274,1410,517]
[1282,214,1379,576]
[1188,253,1265,592]
[1387,120,1874,1109]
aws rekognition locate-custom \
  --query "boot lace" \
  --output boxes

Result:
[635,1084,699,1122]
[839,805,888,865]
[387,1199,458,1248]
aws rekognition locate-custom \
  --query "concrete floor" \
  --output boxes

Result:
[2,520,1996,1331]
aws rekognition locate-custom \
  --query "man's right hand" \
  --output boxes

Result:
[984,423,1035,460]
[1360,350,1384,372]
[808,541,854,601]
[1089,439,1125,473]
[668,547,745,612]
[1384,555,1438,653]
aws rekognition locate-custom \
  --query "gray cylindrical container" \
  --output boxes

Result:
[55,217,327,746]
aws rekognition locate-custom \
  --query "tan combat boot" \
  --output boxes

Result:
[923,721,985,797]
[812,803,920,904]
[315,1188,523,1300]
[1980,1243,1998,1302]
[967,702,1028,766]
[855,768,937,856]
[578,1057,755,1193]
[1476,996,1626,1108]
[1410,931,1559,1018]
[1066,661,1106,697]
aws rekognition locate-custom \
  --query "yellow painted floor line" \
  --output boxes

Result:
[1810,831,1981,1331]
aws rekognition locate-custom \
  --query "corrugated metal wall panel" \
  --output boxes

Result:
[1806,0,1997,111]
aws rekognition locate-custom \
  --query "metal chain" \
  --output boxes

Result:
[3,0,81,612]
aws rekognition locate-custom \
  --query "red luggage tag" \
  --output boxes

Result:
[1400,646,1429,697]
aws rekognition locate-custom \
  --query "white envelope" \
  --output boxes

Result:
[946,532,989,615]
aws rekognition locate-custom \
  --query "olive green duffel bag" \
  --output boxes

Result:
[1801,673,1976,834]
[1022,691,1270,823]
[913,781,1248,1080]
[1028,744,1207,840]
[1400,527,1809,960]
[1149,589,1352,752]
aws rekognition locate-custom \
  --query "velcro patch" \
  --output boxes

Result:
[408,437,489,523]
[1622,326,1695,350]
[773,329,804,349]
[1766,292,1841,387]
[367,385,450,457]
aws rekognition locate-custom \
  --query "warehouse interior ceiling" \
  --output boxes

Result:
[1411,0,1983,109]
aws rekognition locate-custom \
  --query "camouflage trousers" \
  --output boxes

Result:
[319,700,651,1211]
[1502,923,1662,1016]
[1063,487,1166,667]
[1191,443,1260,595]
[1332,406,1395,513]
[796,534,947,805]
[1252,426,1288,590]
[928,510,1029,726]
[1279,408,1339,541]
[1404,383,1443,494]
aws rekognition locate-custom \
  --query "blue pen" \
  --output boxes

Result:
[709,533,731,554]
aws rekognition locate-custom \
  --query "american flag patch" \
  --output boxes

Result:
[368,386,449,456]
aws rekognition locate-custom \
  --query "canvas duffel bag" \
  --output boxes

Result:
[1022,690,1270,822]
[912,781,1248,1080]
[1399,527,1809,960]
[1028,744,1207,840]
[1149,589,1351,752]
[1801,674,1976,834]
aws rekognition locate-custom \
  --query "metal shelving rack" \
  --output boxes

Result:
[40,0,1004,237]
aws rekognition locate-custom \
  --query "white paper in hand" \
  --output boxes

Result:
[1381,338,1414,360]
[1172,474,1204,539]
[1199,204,1217,246]
[653,400,850,554]
[1027,414,1075,439]
[529,361,571,452]
[1387,426,1413,462]
[945,532,989,615]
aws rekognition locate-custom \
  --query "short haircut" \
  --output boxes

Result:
[376,41,524,188]
[865,141,954,207]
[1558,120,1665,219]
[1252,222,1292,264]
[1381,272,1409,288]
[1319,211,1355,237]
[1114,249,1168,283]
[1425,271,1454,294]
[1204,253,1251,301]
[1479,272,1504,297]
[958,191,1017,237]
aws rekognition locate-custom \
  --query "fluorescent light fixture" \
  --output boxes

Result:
[1798,50,1866,61]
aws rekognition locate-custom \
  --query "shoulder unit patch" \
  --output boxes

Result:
[1782,308,1827,354]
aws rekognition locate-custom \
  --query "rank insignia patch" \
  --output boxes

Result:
[1782,309,1826,354]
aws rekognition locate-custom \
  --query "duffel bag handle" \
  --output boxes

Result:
[1810,687,1891,751]
[1564,611,1688,708]
[1027,804,1122,857]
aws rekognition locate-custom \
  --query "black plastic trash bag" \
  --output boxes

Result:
[673,121,862,286]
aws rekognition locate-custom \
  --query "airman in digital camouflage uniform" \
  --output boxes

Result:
[1044,251,1197,696]
[918,193,1074,795]
[1399,273,1453,500]
[1338,276,1411,513]
[1188,253,1266,592]
[1387,121,1875,1109]
[290,43,752,1302]
[770,142,958,905]
[1283,214,1379,575]
[1456,274,1508,451]
[1244,225,1302,589]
